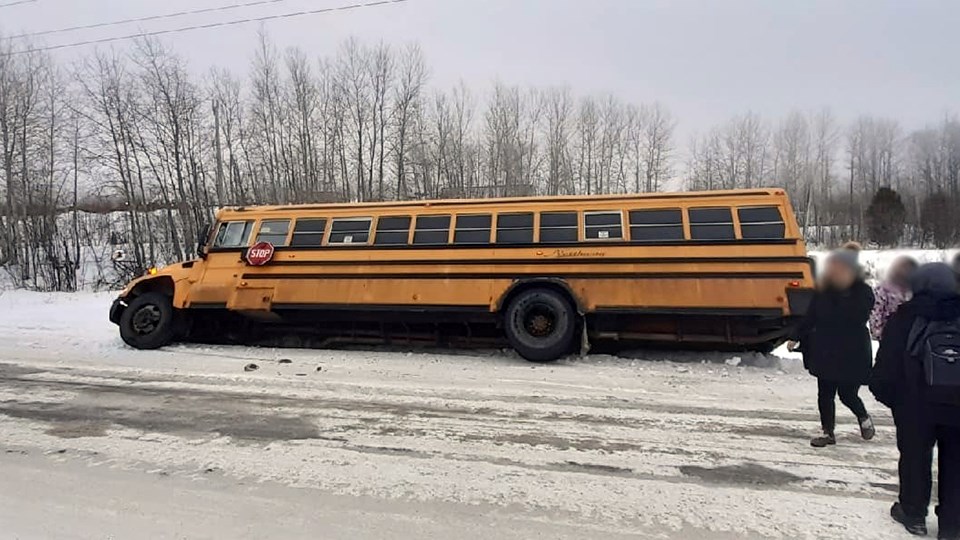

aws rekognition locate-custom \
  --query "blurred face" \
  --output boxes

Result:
[889,258,917,287]
[823,258,856,290]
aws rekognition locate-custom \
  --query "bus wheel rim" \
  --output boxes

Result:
[523,303,556,338]
[131,304,162,335]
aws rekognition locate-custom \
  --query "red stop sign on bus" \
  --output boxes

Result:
[245,242,275,266]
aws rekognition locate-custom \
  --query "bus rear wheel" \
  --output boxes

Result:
[504,288,576,362]
[119,292,177,350]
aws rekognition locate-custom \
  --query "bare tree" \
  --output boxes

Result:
[541,87,573,195]
[390,44,427,200]
[640,102,674,192]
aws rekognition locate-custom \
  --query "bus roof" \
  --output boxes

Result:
[218,188,786,217]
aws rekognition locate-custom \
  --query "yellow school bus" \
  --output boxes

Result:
[109,188,815,361]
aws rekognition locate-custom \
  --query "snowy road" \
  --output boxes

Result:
[0,291,919,539]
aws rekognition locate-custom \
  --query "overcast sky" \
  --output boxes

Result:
[3,0,958,142]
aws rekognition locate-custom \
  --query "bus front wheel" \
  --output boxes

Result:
[119,292,177,350]
[504,288,576,362]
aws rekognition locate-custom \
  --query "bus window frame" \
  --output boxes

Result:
[737,206,787,239]
[373,215,413,246]
[254,219,293,247]
[213,220,255,248]
[289,217,329,247]
[687,206,738,241]
[627,208,686,242]
[583,210,625,241]
[495,212,535,244]
[453,213,493,245]
[538,211,579,244]
[413,214,453,246]
[327,217,373,246]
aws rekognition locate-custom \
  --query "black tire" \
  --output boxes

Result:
[504,288,577,362]
[119,292,177,350]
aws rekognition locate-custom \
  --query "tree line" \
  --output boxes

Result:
[688,111,960,248]
[1,32,958,291]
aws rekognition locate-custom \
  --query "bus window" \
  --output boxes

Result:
[629,209,684,242]
[375,216,412,245]
[413,215,451,245]
[255,220,291,246]
[539,212,578,243]
[689,207,736,240]
[454,214,492,244]
[290,218,327,247]
[214,220,253,248]
[496,213,534,244]
[328,218,371,245]
[738,207,786,239]
[584,211,623,240]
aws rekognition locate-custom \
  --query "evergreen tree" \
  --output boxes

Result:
[919,191,956,248]
[865,187,906,247]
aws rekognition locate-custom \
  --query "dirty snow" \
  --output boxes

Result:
[0,288,932,539]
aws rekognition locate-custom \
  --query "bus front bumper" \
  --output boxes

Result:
[109,297,127,325]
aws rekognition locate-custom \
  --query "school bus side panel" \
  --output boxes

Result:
[183,189,813,320]
[230,248,811,315]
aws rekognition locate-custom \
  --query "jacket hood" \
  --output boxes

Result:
[911,262,956,295]
[909,291,960,321]
[906,263,959,320]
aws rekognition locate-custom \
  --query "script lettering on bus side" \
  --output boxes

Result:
[549,248,606,258]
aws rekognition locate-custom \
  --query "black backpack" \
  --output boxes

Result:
[908,318,960,405]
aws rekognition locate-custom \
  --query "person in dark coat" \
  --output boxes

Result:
[871,263,960,539]
[788,243,876,447]
[952,252,960,290]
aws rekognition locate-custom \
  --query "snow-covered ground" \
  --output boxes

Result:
[0,289,931,539]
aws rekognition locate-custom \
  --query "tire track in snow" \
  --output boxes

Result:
[0,362,898,501]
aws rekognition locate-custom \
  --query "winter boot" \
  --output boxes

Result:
[859,415,876,441]
[891,502,928,536]
[810,432,836,448]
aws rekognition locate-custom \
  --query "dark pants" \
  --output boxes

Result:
[817,379,868,434]
[895,411,960,534]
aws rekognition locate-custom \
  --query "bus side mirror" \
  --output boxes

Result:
[197,223,211,259]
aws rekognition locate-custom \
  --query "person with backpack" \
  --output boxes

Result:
[871,263,960,539]
[870,255,919,340]
[788,243,876,448]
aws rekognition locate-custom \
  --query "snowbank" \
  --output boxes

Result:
[810,248,956,281]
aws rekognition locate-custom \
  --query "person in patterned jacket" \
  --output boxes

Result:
[869,255,918,340]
